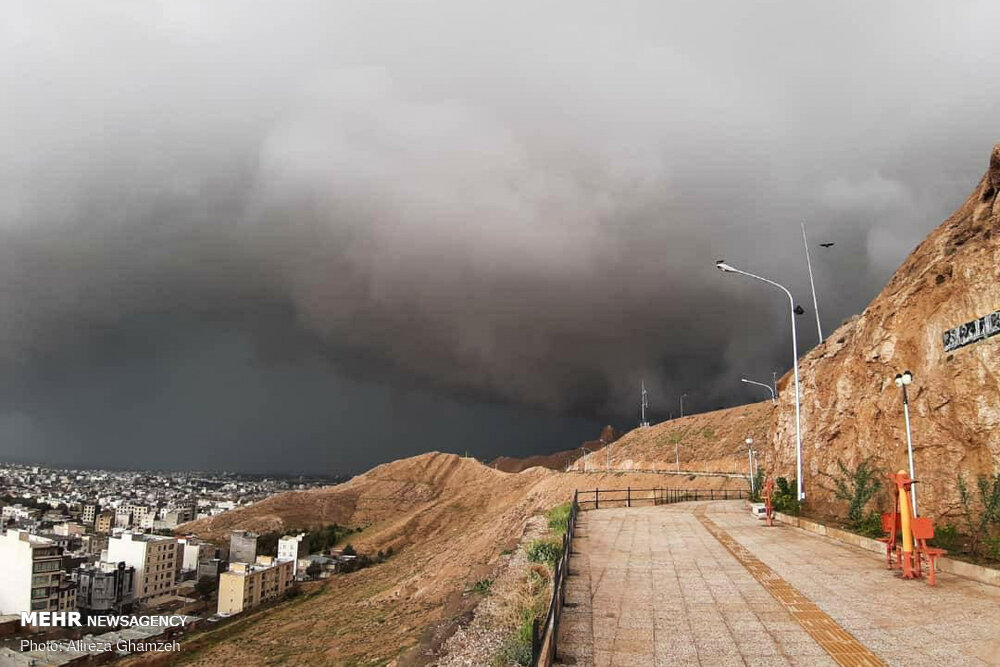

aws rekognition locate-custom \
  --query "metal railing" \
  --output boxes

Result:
[576,486,747,510]
[531,486,746,665]
[531,490,578,667]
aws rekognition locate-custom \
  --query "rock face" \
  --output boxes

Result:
[768,144,1000,518]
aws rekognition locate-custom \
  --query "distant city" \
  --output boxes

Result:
[0,460,353,663]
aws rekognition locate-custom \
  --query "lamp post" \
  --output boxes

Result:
[741,377,776,403]
[717,260,804,500]
[580,446,590,473]
[746,437,755,493]
[894,371,918,516]
[801,221,823,343]
[680,393,688,418]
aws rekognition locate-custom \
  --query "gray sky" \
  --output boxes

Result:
[1,1,998,473]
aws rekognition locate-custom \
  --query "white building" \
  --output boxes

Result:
[178,537,217,572]
[107,533,178,603]
[2,505,37,523]
[0,530,76,615]
[277,534,309,575]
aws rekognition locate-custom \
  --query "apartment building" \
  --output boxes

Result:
[229,530,258,564]
[107,533,177,603]
[81,503,98,525]
[94,511,114,533]
[75,561,135,616]
[217,556,294,615]
[0,530,77,615]
[278,533,309,575]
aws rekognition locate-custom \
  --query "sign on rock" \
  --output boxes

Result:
[943,309,1000,352]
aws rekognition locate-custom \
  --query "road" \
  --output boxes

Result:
[555,501,1000,666]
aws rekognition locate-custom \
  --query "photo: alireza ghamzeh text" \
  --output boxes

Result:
[1,2,1000,666]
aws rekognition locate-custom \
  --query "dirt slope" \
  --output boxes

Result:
[766,144,1000,518]
[568,402,774,473]
[489,425,619,472]
[173,453,743,665]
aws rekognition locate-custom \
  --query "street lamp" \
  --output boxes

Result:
[894,370,918,516]
[745,437,755,494]
[801,221,823,343]
[741,377,776,403]
[717,260,805,500]
[680,393,688,418]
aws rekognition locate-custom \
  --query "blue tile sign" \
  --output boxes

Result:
[943,309,1000,352]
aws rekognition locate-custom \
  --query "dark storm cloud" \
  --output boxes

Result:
[1,1,999,471]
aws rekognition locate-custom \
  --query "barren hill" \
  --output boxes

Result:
[175,453,742,665]
[568,402,774,474]
[765,144,1000,518]
[489,425,620,472]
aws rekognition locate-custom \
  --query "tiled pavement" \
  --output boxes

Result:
[554,501,1000,667]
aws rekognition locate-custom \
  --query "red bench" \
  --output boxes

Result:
[911,517,947,586]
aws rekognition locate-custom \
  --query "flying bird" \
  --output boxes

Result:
[819,242,835,248]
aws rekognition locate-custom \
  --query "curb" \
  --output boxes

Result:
[772,511,1000,588]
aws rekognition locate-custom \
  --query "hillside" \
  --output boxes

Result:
[568,402,774,474]
[489,425,619,472]
[765,143,1000,518]
[173,453,743,665]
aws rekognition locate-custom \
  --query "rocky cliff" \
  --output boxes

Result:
[767,144,1000,518]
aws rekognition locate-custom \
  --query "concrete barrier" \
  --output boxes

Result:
[772,511,1000,588]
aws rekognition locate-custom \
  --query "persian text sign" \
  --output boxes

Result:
[943,309,1000,352]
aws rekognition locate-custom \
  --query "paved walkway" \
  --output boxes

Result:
[555,501,1000,667]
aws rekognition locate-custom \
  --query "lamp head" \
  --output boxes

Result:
[715,260,736,273]
[902,370,913,385]
[894,373,903,388]
[745,437,753,445]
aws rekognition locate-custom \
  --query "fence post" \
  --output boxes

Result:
[595,488,599,510]
[627,486,631,508]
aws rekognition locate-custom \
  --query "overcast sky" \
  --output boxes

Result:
[1,1,998,473]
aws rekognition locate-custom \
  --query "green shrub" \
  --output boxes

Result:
[525,539,562,568]
[494,627,533,666]
[931,523,960,551]
[984,537,1000,562]
[748,468,766,503]
[547,503,571,536]
[831,458,882,531]
[772,477,801,515]
[854,510,884,538]
[958,473,1000,558]
[472,578,493,595]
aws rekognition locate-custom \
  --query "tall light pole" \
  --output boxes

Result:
[772,371,778,398]
[746,436,755,494]
[894,371,918,516]
[717,260,804,500]
[801,221,823,343]
[741,377,776,403]
[680,393,688,419]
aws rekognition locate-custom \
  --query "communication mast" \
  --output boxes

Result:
[640,380,650,427]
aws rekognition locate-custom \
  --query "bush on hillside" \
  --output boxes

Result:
[546,503,571,536]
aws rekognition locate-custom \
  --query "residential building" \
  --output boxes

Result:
[163,507,194,528]
[178,537,218,572]
[107,533,177,603]
[197,558,225,581]
[75,561,134,616]
[94,511,113,533]
[278,533,309,575]
[1,505,38,524]
[0,530,76,614]
[229,530,258,564]
[217,556,294,615]
[81,503,98,525]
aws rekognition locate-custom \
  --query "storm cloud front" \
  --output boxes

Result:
[1,1,999,472]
